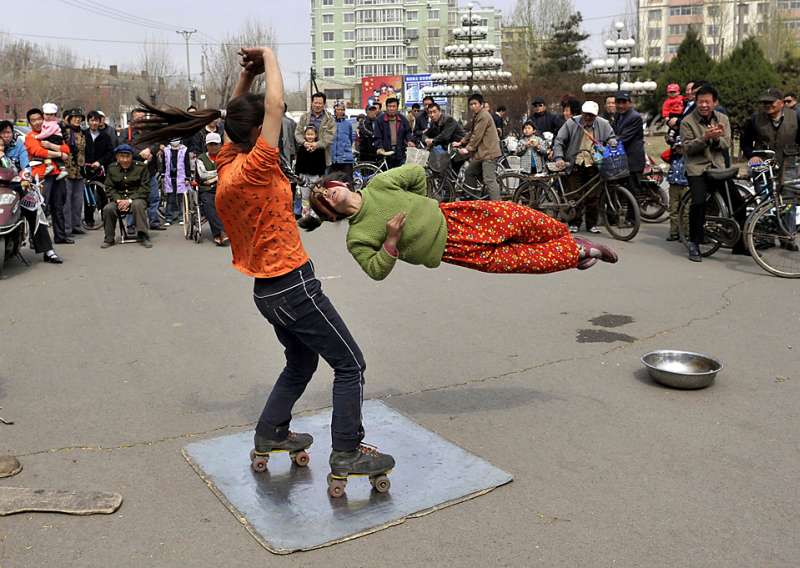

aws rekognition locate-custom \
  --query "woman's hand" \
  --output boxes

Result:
[385,212,407,246]
[239,47,267,76]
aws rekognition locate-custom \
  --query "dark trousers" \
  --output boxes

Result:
[253,261,366,452]
[165,192,183,223]
[687,174,747,250]
[43,176,67,241]
[568,165,600,229]
[386,149,406,169]
[21,208,54,253]
[198,190,224,237]
[626,171,643,221]
[102,199,149,242]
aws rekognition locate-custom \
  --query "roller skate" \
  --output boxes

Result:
[327,443,395,498]
[249,430,313,473]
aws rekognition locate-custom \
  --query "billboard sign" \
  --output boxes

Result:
[361,76,404,109]
[403,74,447,107]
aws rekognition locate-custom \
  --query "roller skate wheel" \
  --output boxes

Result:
[327,477,347,498]
[370,475,391,493]
[291,450,310,467]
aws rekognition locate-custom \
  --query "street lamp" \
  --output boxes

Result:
[581,22,657,95]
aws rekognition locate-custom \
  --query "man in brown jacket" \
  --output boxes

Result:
[679,83,745,262]
[455,93,502,200]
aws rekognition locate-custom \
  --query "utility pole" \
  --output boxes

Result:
[177,29,197,106]
[201,45,208,109]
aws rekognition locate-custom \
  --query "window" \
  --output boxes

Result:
[784,19,800,29]
[668,24,691,35]
[669,5,702,16]
[407,10,418,21]
[407,47,418,58]
[323,31,334,42]
[707,6,719,16]
[344,48,355,59]
[323,67,335,78]
[648,46,661,58]
[322,0,332,5]
[706,25,718,36]
[344,67,355,77]
[648,9,661,21]
[344,13,355,23]
[322,14,334,24]
[427,46,440,57]
[757,2,769,13]
[428,28,440,39]
[757,22,767,33]
[323,49,334,60]
[648,28,661,40]
[778,0,800,9]
[428,9,440,19]
[407,29,419,39]
[407,65,418,74]
[667,44,679,54]
[344,30,355,41]
[344,0,354,4]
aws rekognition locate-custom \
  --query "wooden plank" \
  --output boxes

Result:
[0,487,123,516]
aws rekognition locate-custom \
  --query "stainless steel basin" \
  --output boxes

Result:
[641,350,723,389]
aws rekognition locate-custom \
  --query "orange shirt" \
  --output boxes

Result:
[24,132,70,179]
[215,138,309,278]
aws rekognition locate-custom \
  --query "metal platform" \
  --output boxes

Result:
[182,400,513,554]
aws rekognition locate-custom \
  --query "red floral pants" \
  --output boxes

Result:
[440,201,580,274]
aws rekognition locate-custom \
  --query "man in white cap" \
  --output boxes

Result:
[553,100,616,233]
[195,132,228,246]
[96,110,119,148]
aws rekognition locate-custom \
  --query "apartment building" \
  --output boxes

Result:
[638,0,800,63]
[310,0,502,100]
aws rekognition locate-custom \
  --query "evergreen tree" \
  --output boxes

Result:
[775,50,800,94]
[536,12,589,76]
[709,38,779,130]
[657,27,715,100]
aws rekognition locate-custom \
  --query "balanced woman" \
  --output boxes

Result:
[133,47,393,497]
[309,164,618,281]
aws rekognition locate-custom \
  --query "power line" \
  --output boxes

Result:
[1,31,310,47]
[56,0,180,33]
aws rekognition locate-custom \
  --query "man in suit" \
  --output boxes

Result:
[613,92,645,202]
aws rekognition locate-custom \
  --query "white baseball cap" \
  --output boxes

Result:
[581,101,599,116]
[205,132,222,145]
[42,102,58,115]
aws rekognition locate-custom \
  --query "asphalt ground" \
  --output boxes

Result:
[0,216,798,567]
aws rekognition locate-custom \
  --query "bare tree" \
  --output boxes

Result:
[703,0,734,61]
[206,21,275,108]
[757,5,797,62]
[503,0,574,80]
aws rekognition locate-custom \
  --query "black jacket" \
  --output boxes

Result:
[613,109,645,173]
[531,111,564,137]
[425,115,466,150]
[412,110,430,143]
[83,128,114,169]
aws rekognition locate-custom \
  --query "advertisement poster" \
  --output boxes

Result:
[403,74,446,108]
[361,75,403,108]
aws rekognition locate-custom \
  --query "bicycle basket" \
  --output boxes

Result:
[599,142,629,180]
[427,149,451,174]
[406,147,430,167]
[505,155,522,172]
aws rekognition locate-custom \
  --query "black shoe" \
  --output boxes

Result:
[150,225,167,231]
[666,234,679,242]
[71,228,86,235]
[138,236,153,249]
[688,242,702,262]
[731,247,749,256]
[54,238,75,244]
[43,253,63,264]
[100,241,114,249]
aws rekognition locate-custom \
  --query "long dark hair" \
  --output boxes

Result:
[133,93,265,152]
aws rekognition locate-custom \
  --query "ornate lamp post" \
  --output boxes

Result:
[582,21,657,96]
[421,3,515,101]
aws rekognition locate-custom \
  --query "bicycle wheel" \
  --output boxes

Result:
[352,163,381,189]
[512,179,560,217]
[638,180,668,223]
[677,191,727,257]
[600,184,640,241]
[744,200,800,278]
[427,172,453,202]
[82,181,106,230]
[182,193,191,239]
[193,193,203,243]
[497,171,527,201]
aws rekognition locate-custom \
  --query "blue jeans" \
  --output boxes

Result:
[148,175,161,228]
[252,261,366,451]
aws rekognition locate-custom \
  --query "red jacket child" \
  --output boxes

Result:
[661,84,685,119]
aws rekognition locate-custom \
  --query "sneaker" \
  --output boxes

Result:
[688,242,702,262]
[164,221,172,227]
[588,226,601,234]
[574,237,619,265]
[179,219,185,225]
[569,225,579,233]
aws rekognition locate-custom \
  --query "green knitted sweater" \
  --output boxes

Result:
[347,165,448,280]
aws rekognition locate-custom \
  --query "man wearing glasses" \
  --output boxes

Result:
[530,97,565,137]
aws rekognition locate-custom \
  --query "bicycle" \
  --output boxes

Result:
[425,146,520,203]
[676,162,766,258]
[352,151,393,189]
[181,186,205,243]
[81,166,107,230]
[509,157,640,241]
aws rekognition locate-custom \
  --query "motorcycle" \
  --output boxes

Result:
[0,168,28,278]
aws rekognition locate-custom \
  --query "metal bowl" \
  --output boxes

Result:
[641,350,723,389]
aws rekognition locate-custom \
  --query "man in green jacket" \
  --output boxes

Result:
[101,144,152,248]
[454,93,502,200]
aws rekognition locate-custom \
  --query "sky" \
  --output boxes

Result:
[2,0,630,89]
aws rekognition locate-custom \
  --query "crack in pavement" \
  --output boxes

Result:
[15,277,754,458]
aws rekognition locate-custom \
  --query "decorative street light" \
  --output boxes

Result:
[581,21,657,95]
[421,2,516,99]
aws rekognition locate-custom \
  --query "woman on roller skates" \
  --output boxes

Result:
[133,47,393,497]
[306,165,618,280]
